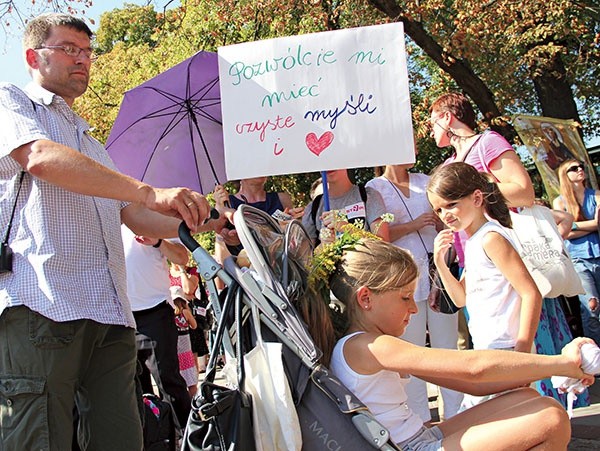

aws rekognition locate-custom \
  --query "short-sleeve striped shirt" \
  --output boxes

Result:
[0,82,135,327]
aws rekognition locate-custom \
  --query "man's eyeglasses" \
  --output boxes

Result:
[566,164,585,174]
[35,45,98,62]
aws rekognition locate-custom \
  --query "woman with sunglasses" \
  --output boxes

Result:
[553,160,600,346]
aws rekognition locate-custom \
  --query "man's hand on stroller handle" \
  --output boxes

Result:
[143,186,211,233]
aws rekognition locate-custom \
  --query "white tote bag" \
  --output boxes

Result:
[244,305,302,451]
[508,205,584,298]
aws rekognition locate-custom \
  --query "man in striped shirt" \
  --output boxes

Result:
[0,13,216,451]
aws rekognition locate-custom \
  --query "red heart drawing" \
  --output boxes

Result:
[306,132,334,156]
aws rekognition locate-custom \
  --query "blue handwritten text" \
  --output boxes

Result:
[304,94,377,130]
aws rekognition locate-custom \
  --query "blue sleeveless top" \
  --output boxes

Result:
[565,188,600,259]
[228,191,284,216]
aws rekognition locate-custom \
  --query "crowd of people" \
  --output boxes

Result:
[1,12,598,451]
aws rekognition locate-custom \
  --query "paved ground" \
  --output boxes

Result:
[568,379,600,450]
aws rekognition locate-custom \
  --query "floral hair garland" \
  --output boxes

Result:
[307,213,394,294]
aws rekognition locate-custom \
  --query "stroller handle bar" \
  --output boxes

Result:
[177,208,220,252]
[178,220,201,252]
[178,218,235,357]
[178,221,200,252]
[178,218,230,285]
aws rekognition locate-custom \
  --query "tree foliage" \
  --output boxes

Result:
[367,0,600,136]
[95,4,162,53]
[71,0,599,206]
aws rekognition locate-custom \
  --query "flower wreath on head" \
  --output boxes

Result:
[307,213,395,295]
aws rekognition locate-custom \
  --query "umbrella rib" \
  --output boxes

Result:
[140,94,220,185]
[183,61,222,190]
[147,85,222,127]
[187,107,222,189]
[191,101,222,125]
[107,101,189,146]
[109,80,221,148]
[188,77,222,125]
[140,111,192,180]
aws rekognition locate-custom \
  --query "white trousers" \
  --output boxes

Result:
[401,300,464,422]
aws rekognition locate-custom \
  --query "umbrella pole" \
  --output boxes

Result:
[320,171,330,212]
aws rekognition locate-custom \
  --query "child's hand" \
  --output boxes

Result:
[321,209,348,232]
[320,209,337,228]
[213,185,229,208]
[578,374,596,391]
[286,206,305,220]
[216,227,241,247]
[433,229,454,267]
[561,337,596,376]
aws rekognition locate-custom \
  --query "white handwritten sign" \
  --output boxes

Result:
[218,23,414,180]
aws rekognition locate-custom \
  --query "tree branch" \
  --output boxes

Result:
[367,0,516,140]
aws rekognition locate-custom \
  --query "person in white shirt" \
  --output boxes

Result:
[122,225,193,428]
[427,162,542,410]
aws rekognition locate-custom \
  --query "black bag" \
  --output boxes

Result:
[142,393,176,451]
[182,284,256,451]
[428,247,462,315]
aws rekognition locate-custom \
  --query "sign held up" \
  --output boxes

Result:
[218,23,414,180]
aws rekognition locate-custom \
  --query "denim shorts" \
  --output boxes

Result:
[397,425,444,451]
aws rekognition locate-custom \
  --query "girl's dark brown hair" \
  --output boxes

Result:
[427,162,512,228]
[173,297,187,315]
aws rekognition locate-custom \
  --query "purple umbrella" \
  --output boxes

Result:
[106,51,225,194]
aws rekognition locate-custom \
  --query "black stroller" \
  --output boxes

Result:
[179,205,401,450]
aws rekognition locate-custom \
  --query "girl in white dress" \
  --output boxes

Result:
[427,162,542,410]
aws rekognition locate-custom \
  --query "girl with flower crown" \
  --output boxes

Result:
[307,233,595,450]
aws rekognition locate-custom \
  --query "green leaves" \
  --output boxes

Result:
[71,0,599,202]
